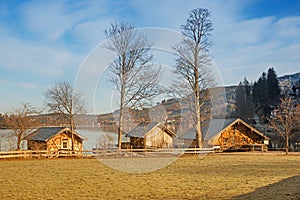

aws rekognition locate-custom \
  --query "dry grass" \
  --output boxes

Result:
[0,154,300,199]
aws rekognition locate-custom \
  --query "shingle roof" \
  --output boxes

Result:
[24,127,86,141]
[25,127,66,141]
[179,118,267,140]
[125,122,176,138]
[125,122,159,138]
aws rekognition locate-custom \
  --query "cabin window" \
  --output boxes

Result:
[62,139,68,149]
[231,136,235,143]
[224,138,228,143]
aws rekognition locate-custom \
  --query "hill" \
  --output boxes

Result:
[2,71,298,130]
[278,72,300,83]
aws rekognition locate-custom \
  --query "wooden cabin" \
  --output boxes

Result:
[24,127,86,151]
[125,122,177,149]
[179,118,269,151]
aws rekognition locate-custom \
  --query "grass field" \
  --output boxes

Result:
[0,154,300,199]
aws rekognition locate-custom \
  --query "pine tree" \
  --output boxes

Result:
[252,68,281,118]
[267,67,281,105]
[255,72,269,108]
[235,77,254,121]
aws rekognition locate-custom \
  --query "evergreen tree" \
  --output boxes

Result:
[252,68,281,117]
[253,72,269,108]
[235,77,254,121]
[235,81,245,114]
[267,67,281,105]
[252,81,259,107]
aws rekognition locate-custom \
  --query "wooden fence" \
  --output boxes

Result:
[0,150,84,159]
[0,148,214,159]
[88,148,214,158]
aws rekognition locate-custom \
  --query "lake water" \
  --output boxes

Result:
[0,129,129,151]
[76,129,129,150]
[0,129,16,151]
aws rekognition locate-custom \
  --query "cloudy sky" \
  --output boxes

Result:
[0,0,300,113]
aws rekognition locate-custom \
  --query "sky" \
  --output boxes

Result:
[0,0,300,114]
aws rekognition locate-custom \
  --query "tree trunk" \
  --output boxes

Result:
[195,94,202,148]
[194,43,202,148]
[117,58,126,150]
[117,83,125,150]
[17,135,21,151]
[117,108,123,150]
[70,115,75,151]
[285,136,289,155]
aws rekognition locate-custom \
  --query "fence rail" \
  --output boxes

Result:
[0,150,86,159]
[0,148,214,159]
[1,148,299,159]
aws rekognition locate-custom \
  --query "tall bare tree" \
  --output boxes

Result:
[9,103,37,150]
[173,8,214,148]
[104,21,161,149]
[268,96,297,155]
[45,81,85,150]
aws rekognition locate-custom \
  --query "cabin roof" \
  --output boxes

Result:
[125,122,176,138]
[179,118,268,141]
[24,127,86,142]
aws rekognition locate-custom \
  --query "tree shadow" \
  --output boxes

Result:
[233,175,300,200]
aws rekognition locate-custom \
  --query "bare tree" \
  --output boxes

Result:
[104,21,161,149]
[45,81,85,150]
[268,96,297,155]
[173,8,214,148]
[8,103,37,150]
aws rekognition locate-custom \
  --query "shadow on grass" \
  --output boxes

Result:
[233,175,300,200]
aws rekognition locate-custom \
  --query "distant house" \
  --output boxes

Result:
[24,127,86,151]
[179,118,269,151]
[125,122,177,148]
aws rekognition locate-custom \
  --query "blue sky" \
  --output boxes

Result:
[0,0,300,113]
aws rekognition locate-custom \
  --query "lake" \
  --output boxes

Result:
[76,129,129,150]
[0,129,129,151]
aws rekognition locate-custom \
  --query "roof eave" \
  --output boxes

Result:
[45,127,87,142]
[236,118,269,140]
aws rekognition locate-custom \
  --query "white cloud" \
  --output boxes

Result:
[0,28,82,77]
[0,79,8,86]
[127,0,245,29]
[0,0,115,80]
[274,17,300,38]
[19,0,109,41]
[125,0,299,85]
[19,82,37,89]
[1,0,300,113]
[71,18,111,50]
[0,79,37,90]
[19,1,72,41]
[211,14,300,84]
[94,1,300,86]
